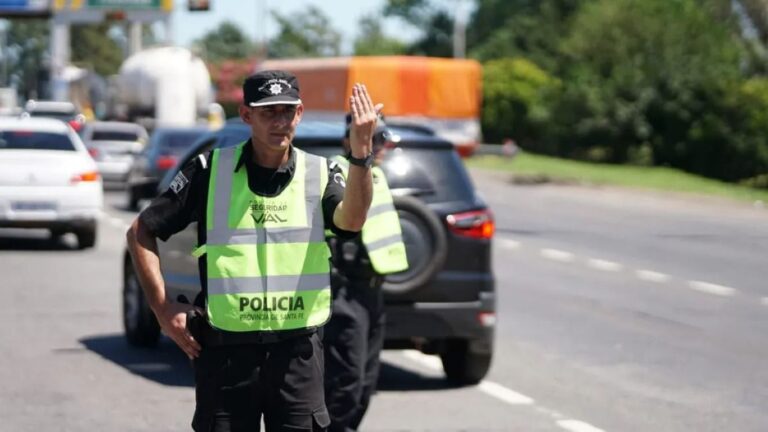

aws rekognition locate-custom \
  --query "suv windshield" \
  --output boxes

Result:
[0,131,75,151]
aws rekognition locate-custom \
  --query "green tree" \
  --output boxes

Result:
[353,14,407,56]
[557,0,755,179]
[482,57,560,147]
[5,19,50,99]
[194,20,255,63]
[468,0,586,69]
[382,0,454,57]
[268,6,341,58]
[71,23,123,76]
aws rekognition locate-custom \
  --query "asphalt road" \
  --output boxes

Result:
[0,171,766,432]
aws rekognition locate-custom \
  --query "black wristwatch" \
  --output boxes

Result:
[348,152,374,168]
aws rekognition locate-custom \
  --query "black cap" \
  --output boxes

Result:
[243,70,301,107]
[344,112,395,142]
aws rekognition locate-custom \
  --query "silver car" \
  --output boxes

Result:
[81,121,148,186]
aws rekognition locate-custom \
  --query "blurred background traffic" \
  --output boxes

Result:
[0,1,767,431]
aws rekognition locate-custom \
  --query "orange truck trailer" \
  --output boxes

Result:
[259,56,483,157]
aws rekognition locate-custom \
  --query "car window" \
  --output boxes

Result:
[382,148,475,203]
[157,130,207,154]
[158,136,218,191]
[28,111,74,121]
[91,131,140,141]
[0,131,75,151]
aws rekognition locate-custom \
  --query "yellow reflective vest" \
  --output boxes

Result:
[330,155,409,275]
[195,143,332,332]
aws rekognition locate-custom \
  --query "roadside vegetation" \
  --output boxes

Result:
[467,153,768,204]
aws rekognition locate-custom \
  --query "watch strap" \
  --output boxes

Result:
[348,152,374,168]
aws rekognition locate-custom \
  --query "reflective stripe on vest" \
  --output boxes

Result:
[203,143,331,332]
[331,155,409,274]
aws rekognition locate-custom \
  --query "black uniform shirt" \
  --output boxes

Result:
[139,140,354,306]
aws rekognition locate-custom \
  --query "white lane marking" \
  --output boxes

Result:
[478,381,534,405]
[498,238,521,250]
[401,351,603,430]
[401,350,443,371]
[586,258,623,272]
[541,248,575,263]
[688,281,736,297]
[635,270,670,283]
[761,297,768,306]
[557,419,606,432]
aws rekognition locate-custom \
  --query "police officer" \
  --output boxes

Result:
[126,71,381,432]
[324,114,409,432]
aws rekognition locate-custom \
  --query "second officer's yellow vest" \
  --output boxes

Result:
[331,155,409,274]
[197,143,332,333]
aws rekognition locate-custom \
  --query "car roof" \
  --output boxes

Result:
[0,117,71,133]
[24,100,77,112]
[87,121,147,132]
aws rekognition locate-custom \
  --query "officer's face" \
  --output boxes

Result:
[240,104,303,151]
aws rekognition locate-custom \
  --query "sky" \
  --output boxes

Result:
[168,0,416,54]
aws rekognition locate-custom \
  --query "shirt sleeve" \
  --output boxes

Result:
[322,159,358,237]
[139,152,210,242]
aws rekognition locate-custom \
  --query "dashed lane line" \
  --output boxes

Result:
[498,237,750,302]
[557,420,606,432]
[478,381,534,405]
[498,238,521,250]
[401,350,605,432]
[586,258,623,272]
[688,281,737,297]
[635,270,670,283]
[540,248,576,263]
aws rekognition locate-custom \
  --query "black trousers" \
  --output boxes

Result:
[323,273,385,432]
[191,332,330,432]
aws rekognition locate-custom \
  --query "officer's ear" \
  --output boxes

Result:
[239,104,252,124]
[294,104,304,123]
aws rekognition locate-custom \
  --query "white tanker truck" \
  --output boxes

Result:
[110,46,214,129]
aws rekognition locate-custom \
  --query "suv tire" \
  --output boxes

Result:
[382,196,447,294]
[123,259,160,347]
[440,339,492,386]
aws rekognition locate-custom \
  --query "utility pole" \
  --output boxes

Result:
[0,21,7,86]
[452,0,468,58]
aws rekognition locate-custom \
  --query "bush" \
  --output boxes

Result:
[481,58,560,150]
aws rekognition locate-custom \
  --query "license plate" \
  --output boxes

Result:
[12,201,56,211]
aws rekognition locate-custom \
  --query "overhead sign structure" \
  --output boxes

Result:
[0,0,52,17]
[52,0,173,11]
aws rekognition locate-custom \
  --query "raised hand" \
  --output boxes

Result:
[348,83,383,159]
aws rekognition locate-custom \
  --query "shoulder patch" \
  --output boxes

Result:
[333,172,346,188]
[169,171,189,194]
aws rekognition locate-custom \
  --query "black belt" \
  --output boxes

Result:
[187,310,316,347]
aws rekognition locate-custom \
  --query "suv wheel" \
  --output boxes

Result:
[123,260,160,347]
[440,339,492,386]
[75,223,97,249]
[382,196,447,294]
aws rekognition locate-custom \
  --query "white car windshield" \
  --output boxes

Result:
[0,131,75,151]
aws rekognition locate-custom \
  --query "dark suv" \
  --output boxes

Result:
[122,120,496,385]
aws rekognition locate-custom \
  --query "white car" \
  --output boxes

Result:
[81,121,148,185]
[0,117,103,249]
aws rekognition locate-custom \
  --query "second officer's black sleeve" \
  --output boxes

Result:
[139,153,210,242]
[322,159,358,238]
